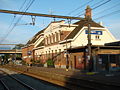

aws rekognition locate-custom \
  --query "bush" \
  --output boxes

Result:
[21,60,26,65]
[46,59,54,68]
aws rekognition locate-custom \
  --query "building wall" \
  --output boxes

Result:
[22,20,117,70]
[22,45,34,64]
[68,52,85,69]
[41,21,77,67]
[34,48,45,62]
[71,27,116,47]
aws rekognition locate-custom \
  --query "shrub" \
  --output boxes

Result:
[46,59,54,68]
[21,60,26,65]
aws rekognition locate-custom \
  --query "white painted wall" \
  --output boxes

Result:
[71,27,116,47]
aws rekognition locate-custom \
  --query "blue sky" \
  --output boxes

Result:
[0,0,120,46]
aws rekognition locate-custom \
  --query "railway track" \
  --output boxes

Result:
[1,67,120,90]
[0,70,36,90]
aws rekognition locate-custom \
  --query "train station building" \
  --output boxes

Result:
[22,6,120,71]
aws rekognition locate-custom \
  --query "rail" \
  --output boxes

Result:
[0,70,36,90]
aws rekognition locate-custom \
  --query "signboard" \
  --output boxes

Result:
[27,51,32,55]
[98,50,120,54]
[85,30,102,35]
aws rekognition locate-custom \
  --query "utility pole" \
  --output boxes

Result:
[87,17,92,72]
[85,6,92,71]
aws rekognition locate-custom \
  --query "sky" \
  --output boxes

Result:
[0,0,120,48]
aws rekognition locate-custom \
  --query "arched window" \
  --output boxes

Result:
[58,30,61,41]
[45,37,47,45]
[51,33,54,43]
[49,34,51,44]
[56,32,58,42]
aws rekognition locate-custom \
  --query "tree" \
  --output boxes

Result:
[12,44,25,49]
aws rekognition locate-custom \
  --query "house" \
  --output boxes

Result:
[22,6,117,70]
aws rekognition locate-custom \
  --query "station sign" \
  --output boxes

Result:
[85,30,103,35]
[27,51,32,55]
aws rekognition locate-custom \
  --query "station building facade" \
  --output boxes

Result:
[22,6,119,71]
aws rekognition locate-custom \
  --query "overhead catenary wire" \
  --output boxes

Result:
[67,0,93,15]
[6,0,27,30]
[92,0,111,10]
[90,0,105,8]
[76,0,110,17]
[0,0,35,44]
[94,9,120,20]
[18,0,27,11]
[0,0,28,44]
[93,2,120,17]
[75,0,105,17]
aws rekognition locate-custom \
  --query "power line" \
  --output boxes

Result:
[0,0,35,44]
[94,9,120,20]
[67,0,93,15]
[93,2,120,17]
[78,0,111,16]
[90,0,105,8]
[75,0,105,17]
[0,0,28,44]
[7,0,27,29]
[92,0,111,10]
[18,0,27,11]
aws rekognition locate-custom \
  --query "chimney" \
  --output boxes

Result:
[98,21,103,26]
[85,5,92,19]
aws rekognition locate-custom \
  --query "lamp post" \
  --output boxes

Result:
[65,39,69,71]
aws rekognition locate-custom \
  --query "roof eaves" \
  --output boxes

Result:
[59,39,73,44]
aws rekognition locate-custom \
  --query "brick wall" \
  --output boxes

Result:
[22,45,34,64]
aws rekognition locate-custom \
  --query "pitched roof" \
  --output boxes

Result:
[65,20,104,40]
[36,39,44,47]
[27,29,44,45]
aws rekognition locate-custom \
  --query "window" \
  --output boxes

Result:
[51,33,54,43]
[59,30,61,41]
[49,35,51,44]
[95,35,100,40]
[56,32,58,42]
[47,36,49,45]
[45,37,47,45]
[52,50,54,58]
[46,51,47,56]
[48,36,50,44]
[59,49,61,53]
[53,34,55,43]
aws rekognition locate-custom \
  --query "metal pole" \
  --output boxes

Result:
[108,54,110,73]
[87,17,92,71]
[66,40,69,71]
[15,49,17,64]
